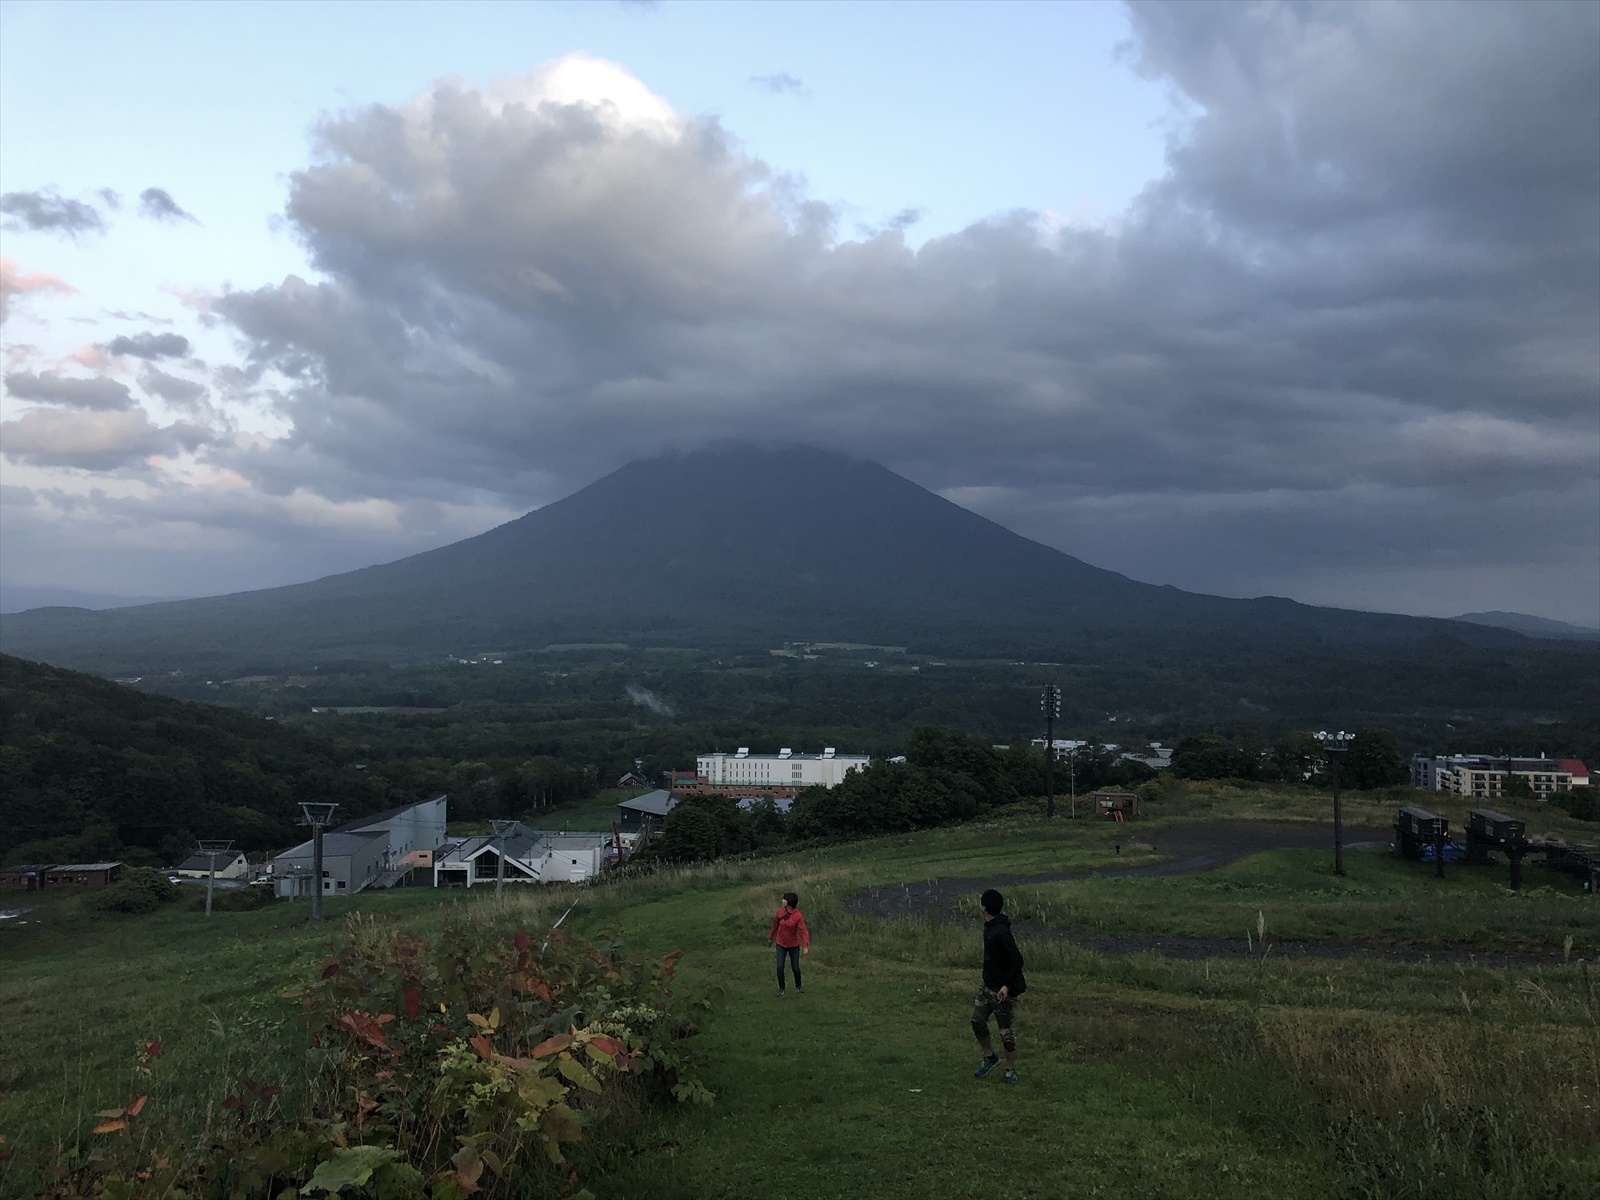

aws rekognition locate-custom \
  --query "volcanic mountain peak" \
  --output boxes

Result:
[0,443,1527,672]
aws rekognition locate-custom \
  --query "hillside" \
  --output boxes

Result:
[0,653,423,866]
[0,446,1566,677]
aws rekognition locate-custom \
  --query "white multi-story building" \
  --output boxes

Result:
[696,747,870,789]
[1411,754,1583,801]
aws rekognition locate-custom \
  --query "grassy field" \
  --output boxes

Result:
[2,785,1597,1199]
[998,847,1597,954]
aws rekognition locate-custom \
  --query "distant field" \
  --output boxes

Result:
[2,791,1596,1199]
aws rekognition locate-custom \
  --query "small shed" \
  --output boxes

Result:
[1092,791,1138,820]
[1395,806,1448,859]
[618,789,678,835]
[42,863,123,888]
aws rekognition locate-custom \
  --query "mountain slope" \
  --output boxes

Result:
[1452,611,1600,641]
[0,445,1553,672]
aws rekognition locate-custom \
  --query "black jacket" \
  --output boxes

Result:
[981,913,1026,995]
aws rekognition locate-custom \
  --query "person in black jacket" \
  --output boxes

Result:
[971,888,1025,1083]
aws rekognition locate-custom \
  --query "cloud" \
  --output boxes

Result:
[138,366,209,410]
[11,8,1599,624]
[0,406,213,470]
[750,72,806,95]
[0,189,107,238]
[102,331,192,360]
[0,258,78,322]
[4,371,134,411]
[138,187,198,224]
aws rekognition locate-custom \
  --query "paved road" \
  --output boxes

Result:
[844,820,1565,967]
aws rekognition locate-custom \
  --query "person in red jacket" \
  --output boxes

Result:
[768,891,810,996]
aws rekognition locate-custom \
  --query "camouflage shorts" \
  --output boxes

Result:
[971,985,1017,1051]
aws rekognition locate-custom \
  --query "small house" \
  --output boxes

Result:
[618,789,677,834]
[616,771,649,789]
[173,851,250,880]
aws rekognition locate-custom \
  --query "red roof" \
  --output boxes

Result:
[1558,758,1589,780]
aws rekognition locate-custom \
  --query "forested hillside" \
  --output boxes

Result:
[0,655,441,866]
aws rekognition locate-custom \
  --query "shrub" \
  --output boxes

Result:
[87,866,177,915]
[183,883,273,912]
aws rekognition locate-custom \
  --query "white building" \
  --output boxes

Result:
[696,747,870,789]
[271,795,448,898]
[1411,754,1583,801]
[432,823,617,887]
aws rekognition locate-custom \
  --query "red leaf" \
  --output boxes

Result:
[404,985,421,1020]
[93,1119,127,1134]
[144,1040,163,1058]
[321,961,341,979]
[512,931,531,951]
[220,1096,245,1110]
[469,1035,494,1060]
[259,1086,282,1102]
[530,1033,574,1058]
[126,1095,148,1118]
[586,1035,622,1056]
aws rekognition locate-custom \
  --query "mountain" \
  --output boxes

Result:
[0,446,1579,679]
[1451,611,1600,641]
[0,586,190,614]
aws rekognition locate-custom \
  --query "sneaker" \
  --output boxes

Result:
[795,986,804,994]
[974,1054,1001,1079]
[777,989,786,997]
[1003,1069,1019,1084]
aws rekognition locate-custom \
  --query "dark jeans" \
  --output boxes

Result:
[774,943,802,991]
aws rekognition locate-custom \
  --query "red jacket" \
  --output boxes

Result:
[769,906,810,949]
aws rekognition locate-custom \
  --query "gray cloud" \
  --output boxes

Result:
[4,371,133,411]
[0,189,106,237]
[103,331,192,360]
[52,7,1595,624]
[138,365,209,410]
[750,72,805,95]
[138,187,198,224]
[0,406,213,470]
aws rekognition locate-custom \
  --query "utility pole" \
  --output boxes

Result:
[1041,684,1061,818]
[490,819,517,898]
[196,838,233,917]
[1316,731,1352,877]
[1069,743,1077,820]
[298,802,339,921]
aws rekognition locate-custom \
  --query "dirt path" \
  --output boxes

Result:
[844,820,1564,968]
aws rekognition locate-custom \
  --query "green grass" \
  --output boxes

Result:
[1001,846,1597,955]
[3,794,1598,1199]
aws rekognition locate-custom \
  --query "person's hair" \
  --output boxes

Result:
[783,891,799,908]
[980,889,1004,915]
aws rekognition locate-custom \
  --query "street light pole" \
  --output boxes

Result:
[1316,731,1352,877]
[1041,684,1060,818]
[298,803,339,921]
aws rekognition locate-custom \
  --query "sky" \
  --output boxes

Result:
[1,0,1597,627]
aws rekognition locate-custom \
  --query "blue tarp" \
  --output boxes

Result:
[1418,840,1467,863]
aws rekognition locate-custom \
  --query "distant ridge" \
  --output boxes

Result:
[0,445,1569,678]
[1451,611,1600,641]
[0,585,192,614]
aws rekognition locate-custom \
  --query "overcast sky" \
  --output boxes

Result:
[2,0,1596,626]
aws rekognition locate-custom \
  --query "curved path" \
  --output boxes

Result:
[845,820,1564,968]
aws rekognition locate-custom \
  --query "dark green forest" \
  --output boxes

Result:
[3,648,1595,868]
